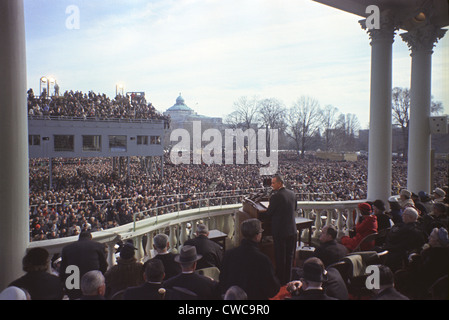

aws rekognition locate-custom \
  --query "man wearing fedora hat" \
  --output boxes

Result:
[162,245,220,300]
[286,257,337,300]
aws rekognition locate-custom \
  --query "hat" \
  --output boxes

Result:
[372,200,385,211]
[418,191,431,202]
[302,259,328,282]
[437,228,449,246]
[241,218,264,239]
[388,196,398,203]
[23,247,49,267]
[174,245,202,264]
[433,188,446,198]
[120,243,137,260]
[358,202,372,214]
[400,189,412,198]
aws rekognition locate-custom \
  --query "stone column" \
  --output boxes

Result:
[401,25,446,194]
[0,0,29,289]
[360,17,396,202]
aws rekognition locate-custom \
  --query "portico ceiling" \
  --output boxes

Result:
[313,0,449,31]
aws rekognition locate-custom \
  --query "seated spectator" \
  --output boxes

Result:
[382,207,426,272]
[150,234,181,280]
[80,270,106,300]
[224,286,248,300]
[420,203,449,236]
[387,196,402,225]
[399,189,415,209]
[372,199,392,246]
[123,259,169,300]
[0,286,30,300]
[286,257,338,300]
[183,223,223,270]
[418,191,433,213]
[395,227,449,299]
[219,218,280,300]
[341,202,378,252]
[104,242,144,299]
[432,187,446,203]
[372,199,392,231]
[313,225,348,267]
[162,245,220,300]
[9,247,64,300]
[370,265,409,300]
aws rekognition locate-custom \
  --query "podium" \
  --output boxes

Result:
[238,194,275,266]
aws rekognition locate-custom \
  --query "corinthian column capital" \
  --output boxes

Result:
[400,24,447,56]
[359,14,397,44]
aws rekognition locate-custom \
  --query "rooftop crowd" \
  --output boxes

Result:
[27,88,170,125]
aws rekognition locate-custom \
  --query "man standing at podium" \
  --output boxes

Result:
[260,175,297,285]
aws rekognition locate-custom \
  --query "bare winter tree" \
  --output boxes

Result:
[224,96,260,130]
[392,87,410,156]
[320,105,340,151]
[337,113,360,151]
[257,98,287,149]
[286,96,321,158]
[391,87,444,157]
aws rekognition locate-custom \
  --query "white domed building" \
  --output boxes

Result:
[163,94,223,146]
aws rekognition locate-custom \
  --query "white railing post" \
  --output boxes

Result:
[326,209,333,226]
[179,221,188,246]
[336,209,346,239]
[134,235,144,262]
[169,225,178,253]
[107,242,117,269]
[346,208,354,232]
[145,231,154,259]
[312,209,322,240]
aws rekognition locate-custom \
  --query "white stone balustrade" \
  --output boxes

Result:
[28,198,364,269]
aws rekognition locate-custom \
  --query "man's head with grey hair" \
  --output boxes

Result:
[81,270,105,297]
[153,233,170,253]
[241,218,264,241]
[402,207,419,223]
[196,223,209,236]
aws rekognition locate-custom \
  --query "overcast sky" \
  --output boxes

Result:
[24,0,448,129]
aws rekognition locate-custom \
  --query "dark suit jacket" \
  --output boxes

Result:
[219,239,280,300]
[289,288,338,300]
[9,271,64,300]
[260,187,297,238]
[60,238,108,299]
[314,240,348,267]
[162,272,220,300]
[123,282,166,300]
[60,238,108,280]
[184,235,224,270]
[371,287,409,300]
[151,253,181,281]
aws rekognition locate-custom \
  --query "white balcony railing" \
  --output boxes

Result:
[28,197,365,269]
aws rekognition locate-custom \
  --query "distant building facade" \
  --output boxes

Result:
[358,126,449,156]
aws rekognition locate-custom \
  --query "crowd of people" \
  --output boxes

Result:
[4,87,443,300]
[27,88,170,125]
[28,154,448,242]
[2,198,448,300]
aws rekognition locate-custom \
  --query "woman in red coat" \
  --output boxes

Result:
[341,203,378,252]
